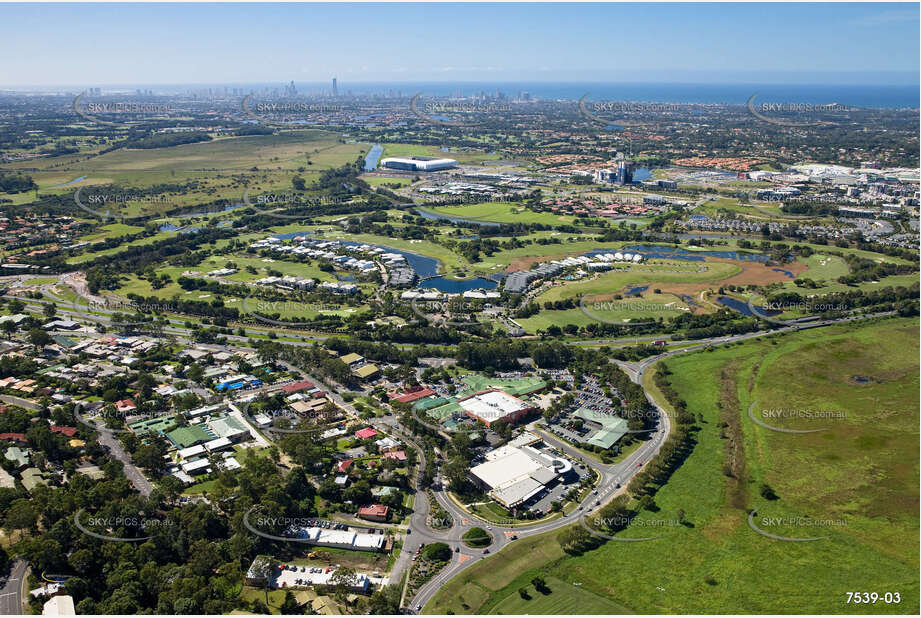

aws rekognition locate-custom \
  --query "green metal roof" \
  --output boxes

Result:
[574,407,629,449]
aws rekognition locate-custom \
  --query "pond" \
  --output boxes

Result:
[415,209,501,228]
[622,245,769,262]
[418,276,498,293]
[716,296,781,317]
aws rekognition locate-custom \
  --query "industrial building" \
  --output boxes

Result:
[379,156,458,172]
[457,389,533,427]
[279,524,387,552]
[573,407,629,449]
[468,433,575,509]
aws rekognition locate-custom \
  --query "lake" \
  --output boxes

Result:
[716,296,780,317]
[622,245,769,262]
[419,276,498,293]
[363,144,384,171]
[415,209,502,227]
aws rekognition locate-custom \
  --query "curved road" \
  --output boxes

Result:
[406,309,896,612]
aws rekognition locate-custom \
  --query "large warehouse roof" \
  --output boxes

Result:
[459,390,530,424]
[470,447,543,489]
[380,157,458,172]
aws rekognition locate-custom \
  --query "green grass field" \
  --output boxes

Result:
[422,202,577,226]
[23,130,369,219]
[519,291,689,332]
[488,575,630,615]
[426,317,919,614]
[533,261,739,304]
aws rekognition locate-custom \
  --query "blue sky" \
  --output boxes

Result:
[1,3,918,86]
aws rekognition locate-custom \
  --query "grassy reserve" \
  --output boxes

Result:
[425,317,919,614]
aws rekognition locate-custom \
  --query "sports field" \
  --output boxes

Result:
[457,374,546,397]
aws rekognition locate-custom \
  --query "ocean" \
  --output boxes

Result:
[339,82,920,109]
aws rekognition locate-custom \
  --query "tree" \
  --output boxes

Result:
[5,499,38,534]
[330,566,357,596]
[43,303,57,318]
[279,590,301,614]
[28,328,52,348]
[367,585,402,614]
[443,456,471,492]
[423,542,451,562]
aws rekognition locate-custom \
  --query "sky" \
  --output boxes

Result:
[1,2,918,86]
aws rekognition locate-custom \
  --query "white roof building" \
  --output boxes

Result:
[458,390,531,425]
[380,157,458,172]
[42,595,75,616]
[469,442,572,509]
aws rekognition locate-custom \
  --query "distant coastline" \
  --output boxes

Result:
[2,81,918,109]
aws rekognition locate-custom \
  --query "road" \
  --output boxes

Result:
[405,310,896,612]
[95,428,154,497]
[0,395,41,411]
[4,278,897,610]
[0,559,27,615]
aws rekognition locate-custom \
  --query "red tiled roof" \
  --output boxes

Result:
[391,387,436,404]
[0,432,26,442]
[282,380,315,394]
[50,426,78,437]
[357,504,389,518]
[383,450,406,461]
[355,427,377,439]
[337,459,353,473]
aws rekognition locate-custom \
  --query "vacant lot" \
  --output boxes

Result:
[426,318,919,614]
